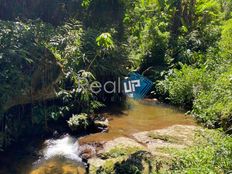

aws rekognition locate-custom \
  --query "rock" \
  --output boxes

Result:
[94,118,109,132]
[52,131,60,138]
[88,137,146,173]
[87,125,201,173]
[3,48,63,111]
[79,144,96,160]
[100,137,144,153]
[133,125,198,156]
[79,142,104,160]
[88,158,106,171]
[29,160,86,174]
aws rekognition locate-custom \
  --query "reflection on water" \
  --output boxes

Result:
[79,99,196,143]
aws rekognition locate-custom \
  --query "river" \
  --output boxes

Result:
[0,99,195,174]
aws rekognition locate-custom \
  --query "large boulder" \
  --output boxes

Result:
[0,21,63,111]
[3,48,63,111]
[87,125,200,174]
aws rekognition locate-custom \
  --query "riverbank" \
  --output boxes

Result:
[85,125,232,174]
[0,99,196,174]
[1,99,231,174]
[86,125,199,173]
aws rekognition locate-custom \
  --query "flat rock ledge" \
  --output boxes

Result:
[87,125,201,173]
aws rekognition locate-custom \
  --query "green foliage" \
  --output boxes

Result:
[32,105,57,124]
[47,21,123,119]
[48,19,83,69]
[67,113,90,131]
[171,129,232,173]
[0,20,54,111]
[157,57,232,130]
[192,65,232,129]
[0,0,231,153]
[157,60,232,130]
[157,65,211,107]
[0,0,84,25]
[157,12,232,130]
[195,0,222,26]
[154,0,232,131]
[123,0,171,69]
[96,33,114,50]
[82,0,92,8]
[219,19,232,60]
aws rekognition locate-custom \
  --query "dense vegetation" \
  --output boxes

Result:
[171,129,232,173]
[0,0,231,173]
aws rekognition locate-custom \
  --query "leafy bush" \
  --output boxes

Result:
[156,65,211,107]
[171,129,232,173]
[192,65,232,129]
[124,1,170,70]
[157,17,232,131]
[219,19,232,61]
[0,20,54,111]
[96,33,114,50]
[67,113,90,131]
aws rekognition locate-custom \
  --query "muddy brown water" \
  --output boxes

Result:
[79,99,196,144]
[0,99,195,174]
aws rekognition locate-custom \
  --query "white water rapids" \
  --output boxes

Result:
[40,134,82,162]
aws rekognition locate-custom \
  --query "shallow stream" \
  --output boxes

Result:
[0,99,195,174]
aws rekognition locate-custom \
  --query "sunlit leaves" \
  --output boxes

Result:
[81,0,92,8]
[96,33,114,50]
[67,113,90,130]
[219,19,232,60]
[196,0,222,25]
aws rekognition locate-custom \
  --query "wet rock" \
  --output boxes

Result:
[52,130,59,138]
[79,144,96,160]
[93,117,109,132]
[79,142,104,160]
[30,160,86,174]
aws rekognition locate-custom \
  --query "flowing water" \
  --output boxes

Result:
[41,135,82,162]
[0,99,195,174]
[30,135,85,174]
